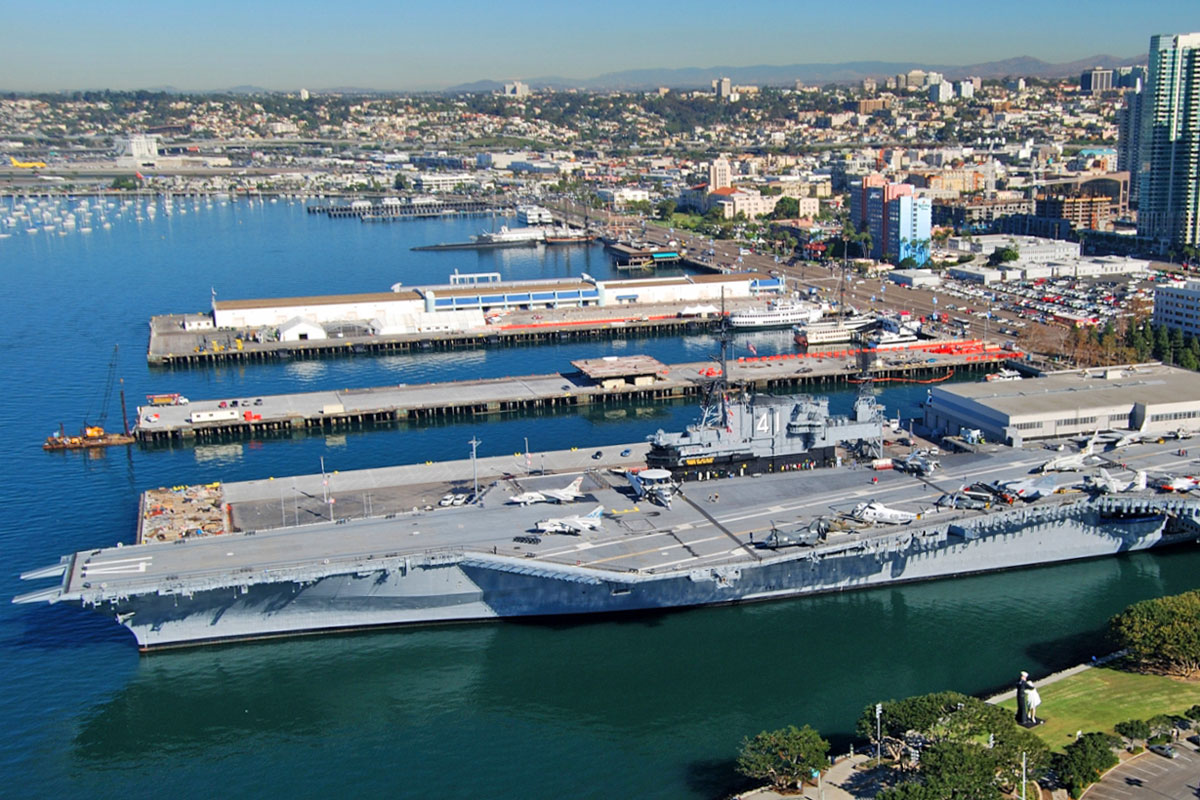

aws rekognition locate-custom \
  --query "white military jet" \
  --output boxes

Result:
[534,505,605,534]
[1152,474,1199,493]
[508,476,587,506]
[1085,468,1147,494]
[1108,419,1152,450]
[1039,431,1102,473]
[1001,475,1060,501]
[846,500,920,525]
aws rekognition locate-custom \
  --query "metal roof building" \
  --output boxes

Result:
[923,364,1200,445]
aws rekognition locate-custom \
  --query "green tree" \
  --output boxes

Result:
[736,725,830,791]
[1146,714,1176,739]
[1114,719,1151,740]
[878,783,938,800]
[393,174,408,190]
[920,741,1000,800]
[1169,327,1185,364]
[986,246,1019,266]
[1108,589,1200,677]
[1154,324,1171,361]
[768,196,800,219]
[654,198,676,220]
[1051,732,1119,798]
[1179,348,1198,371]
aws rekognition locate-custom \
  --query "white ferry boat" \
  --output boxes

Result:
[475,225,547,245]
[792,315,875,346]
[729,300,825,330]
[862,329,921,349]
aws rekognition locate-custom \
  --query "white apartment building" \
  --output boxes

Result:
[1154,280,1200,337]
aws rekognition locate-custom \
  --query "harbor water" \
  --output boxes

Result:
[3,197,1199,798]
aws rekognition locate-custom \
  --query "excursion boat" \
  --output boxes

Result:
[729,300,825,330]
[792,315,875,347]
[862,329,921,350]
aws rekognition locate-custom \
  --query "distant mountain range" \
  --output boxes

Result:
[444,54,1146,93]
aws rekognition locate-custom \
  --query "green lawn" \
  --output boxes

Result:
[996,667,1200,751]
[647,213,705,230]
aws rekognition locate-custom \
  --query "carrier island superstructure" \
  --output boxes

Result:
[15,435,1200,651]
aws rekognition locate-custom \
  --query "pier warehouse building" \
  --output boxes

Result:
[210,273,778,338]
[922,364,1200,445]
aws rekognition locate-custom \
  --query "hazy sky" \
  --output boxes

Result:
[2,0,1196,92]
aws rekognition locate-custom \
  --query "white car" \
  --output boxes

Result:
[438,494,454,507]
[452,493,468,506]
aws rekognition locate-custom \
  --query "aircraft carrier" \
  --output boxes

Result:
[14,438,1200,650]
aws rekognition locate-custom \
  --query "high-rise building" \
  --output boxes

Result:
[502,81,531,98]
[1116,66,1147,89]
[712,77,732,99]
[852,177,929,262]
[708,157,731,191]
[1080,67,1114,94]
[888,195,933,263]
[848,173,888,234]
[1117,87,1144,203]
[1137,33,1200,252]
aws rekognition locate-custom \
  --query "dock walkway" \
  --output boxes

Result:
[134,342,1020,444]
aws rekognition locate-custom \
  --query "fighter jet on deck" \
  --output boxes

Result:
[534,505,605,534]
[1039,431,1102,473]
[1085,468,1147,494]
[508,476,587,506]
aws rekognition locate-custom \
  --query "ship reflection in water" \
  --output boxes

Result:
[68,549,1195,800]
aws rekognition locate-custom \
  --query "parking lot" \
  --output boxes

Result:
[1084,742,1200,800]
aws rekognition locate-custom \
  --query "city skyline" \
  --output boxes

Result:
[1,0,1197,93]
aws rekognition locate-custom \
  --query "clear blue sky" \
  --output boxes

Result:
[2,0,1197,92]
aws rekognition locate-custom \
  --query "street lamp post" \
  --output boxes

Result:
[875,702,882,765]
[469,436,481,500]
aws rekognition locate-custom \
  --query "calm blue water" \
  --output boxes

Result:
[3,197,1199,799]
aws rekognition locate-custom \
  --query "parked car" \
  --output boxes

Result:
[1149,744,1178,758]
[452,493,468,506]
[620,448,632,457]
[438,494,454,507]
[591,450,603,460]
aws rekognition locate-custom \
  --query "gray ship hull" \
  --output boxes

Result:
[60,497,1198,649]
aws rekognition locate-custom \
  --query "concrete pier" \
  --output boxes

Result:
[147,308,723,366]
[134,341,1022,445]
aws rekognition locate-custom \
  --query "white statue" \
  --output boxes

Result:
[1024,683,1042,723]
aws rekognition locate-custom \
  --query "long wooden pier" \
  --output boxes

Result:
[307,198,503,219]
[147,312,722,367]
[134,342,1023,445]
